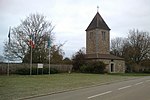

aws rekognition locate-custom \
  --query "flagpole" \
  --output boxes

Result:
[49,47,50,75]
[7,51,10,76]
[30,46,32,75]
[30,33,33,75]
[48,35,51,75]
[7,41,10,76]
[7,27,11,76]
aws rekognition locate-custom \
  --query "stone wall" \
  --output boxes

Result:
[0,63,73,75]
[105,59,125,73]
[90,59,125,73]
[114,60,125,73]
[86,29,110,54]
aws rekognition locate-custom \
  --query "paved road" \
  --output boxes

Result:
[29,76,150,100]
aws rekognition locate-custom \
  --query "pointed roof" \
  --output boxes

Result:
[86,12,110,31]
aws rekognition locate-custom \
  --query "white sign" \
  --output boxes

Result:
[38,63,43,68]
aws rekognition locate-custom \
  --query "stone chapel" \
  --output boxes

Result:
[85,11,125,73]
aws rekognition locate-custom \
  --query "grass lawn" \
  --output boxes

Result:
[0,73,149,100]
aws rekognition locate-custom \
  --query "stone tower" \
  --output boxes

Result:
[86,12,110,55]
[85,11,125,73]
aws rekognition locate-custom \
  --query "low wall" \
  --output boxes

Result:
[0,63,73,75]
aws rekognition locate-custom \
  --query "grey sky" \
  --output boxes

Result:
[0,0,150,58]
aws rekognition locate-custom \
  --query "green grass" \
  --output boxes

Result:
[0,73,149,100]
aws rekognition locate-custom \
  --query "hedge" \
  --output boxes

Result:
[15,67,58,75]
[80,61,106,74]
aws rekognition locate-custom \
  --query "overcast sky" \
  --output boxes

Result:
[0,0,150,58]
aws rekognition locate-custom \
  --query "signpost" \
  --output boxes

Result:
[37,63,43,75]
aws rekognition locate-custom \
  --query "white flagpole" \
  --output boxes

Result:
[30,33,33,75]
[7,27,11,76]
[7,51,10,76]
[30,46,32,75]
[48,35,51,75]
[49,47,50,75]
[7,42,10,76]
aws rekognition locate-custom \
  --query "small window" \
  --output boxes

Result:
[111,59,114,62]
[89,32,94,39]
[102,31,106,41]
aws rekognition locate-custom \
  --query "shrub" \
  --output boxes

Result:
[15,67,30,75]
[43,67,58,74]
[80,61,106,74]
[143,69,150,73]
[72,48,86,71]
[80,65,93,73]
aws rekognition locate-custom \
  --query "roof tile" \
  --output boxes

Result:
[86,12,110,31]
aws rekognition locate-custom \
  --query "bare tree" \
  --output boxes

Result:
[4,13,54,62]
[50,45,64,64]
[0,55,5,63]
[110,37,125,57]
[111,29,150,65]
[126,29,150,64]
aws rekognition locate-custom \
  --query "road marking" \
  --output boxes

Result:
[118,85,132,90]
[135,82,143,85]
[146,80,150,82]
[88,91,112,99]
